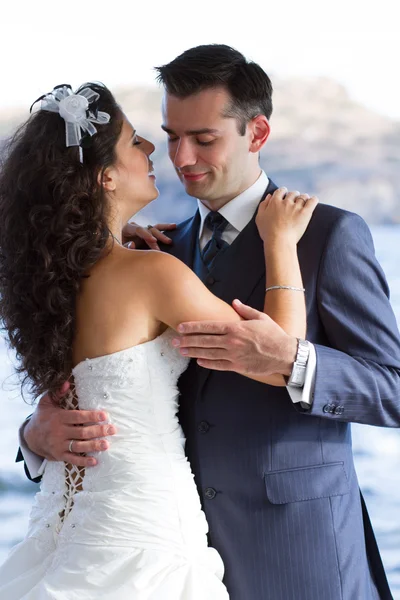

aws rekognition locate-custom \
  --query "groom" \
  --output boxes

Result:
[19,45,400,599]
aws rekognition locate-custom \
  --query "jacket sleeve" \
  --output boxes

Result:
[16,417,43,483]
[308,212,400,426]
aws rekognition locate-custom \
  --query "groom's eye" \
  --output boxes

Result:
[167,136,178,143]
[197,137,215,147]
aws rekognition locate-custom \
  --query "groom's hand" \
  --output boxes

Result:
[173,300,297,379]
[23,385,117,467]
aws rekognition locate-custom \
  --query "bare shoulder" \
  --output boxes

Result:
[106,249,196,304]
[134,249,186,268]
[126,249,193,284]
[87,248,191,291]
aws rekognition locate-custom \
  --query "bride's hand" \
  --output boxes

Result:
[122,222,177,251]
[256,188,318,245]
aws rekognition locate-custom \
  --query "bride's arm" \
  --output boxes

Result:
[257,188,318,340]
[146,189,318,386]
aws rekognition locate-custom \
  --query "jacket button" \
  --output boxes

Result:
[205,487,217,500]
[206,276,215,286]
[323,403,336,414]
[197,421,210,433]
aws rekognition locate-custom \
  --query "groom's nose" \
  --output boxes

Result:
[172,138,197,169]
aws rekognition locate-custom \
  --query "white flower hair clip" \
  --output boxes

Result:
[31,84,111,162]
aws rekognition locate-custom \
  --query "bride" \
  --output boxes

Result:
[0,83,317,599]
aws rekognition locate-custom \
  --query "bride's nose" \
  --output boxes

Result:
[141,138,155,156]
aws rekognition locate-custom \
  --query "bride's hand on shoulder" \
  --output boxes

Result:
[256,187,319,245]
[122,222,177,251]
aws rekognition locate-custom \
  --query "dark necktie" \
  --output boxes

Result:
[201,211,229,269]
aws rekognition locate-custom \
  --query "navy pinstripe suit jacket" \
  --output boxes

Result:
[161,180,400,600]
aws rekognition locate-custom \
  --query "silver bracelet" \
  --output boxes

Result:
[265,285,305,292]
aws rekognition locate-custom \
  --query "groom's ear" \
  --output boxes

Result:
[98,166,117,192]
[248,115,270,153]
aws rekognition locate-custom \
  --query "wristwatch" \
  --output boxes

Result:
[286,338,310,387]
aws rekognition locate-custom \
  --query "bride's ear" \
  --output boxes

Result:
[98,166,117,192]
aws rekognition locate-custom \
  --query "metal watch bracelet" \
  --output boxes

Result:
[286,338,310,387]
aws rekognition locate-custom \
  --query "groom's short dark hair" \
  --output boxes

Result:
[155,44,273,135]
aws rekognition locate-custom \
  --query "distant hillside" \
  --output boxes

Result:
[1,78,399,225]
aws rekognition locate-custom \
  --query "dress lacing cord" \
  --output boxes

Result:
[57,381,85,528]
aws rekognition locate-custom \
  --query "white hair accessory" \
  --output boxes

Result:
[34,85,111,162]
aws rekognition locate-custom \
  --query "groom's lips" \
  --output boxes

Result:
[181,173,207,182]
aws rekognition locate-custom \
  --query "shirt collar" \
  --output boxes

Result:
[197,171,269,238]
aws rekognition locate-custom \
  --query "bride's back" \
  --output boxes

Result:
[73,247,165,368]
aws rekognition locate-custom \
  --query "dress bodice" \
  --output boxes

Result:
[29,330,212,557]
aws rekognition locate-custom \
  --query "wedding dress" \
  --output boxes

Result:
[0,328,228,599]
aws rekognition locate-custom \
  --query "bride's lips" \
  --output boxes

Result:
[181,173,207,182]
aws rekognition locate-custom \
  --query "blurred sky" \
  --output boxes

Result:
[1,0,399,119]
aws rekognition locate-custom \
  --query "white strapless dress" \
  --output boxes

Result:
[0,329,228,599]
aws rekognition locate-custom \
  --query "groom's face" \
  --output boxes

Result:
[161,87,257,208]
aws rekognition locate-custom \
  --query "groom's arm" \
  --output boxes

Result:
[17,392,117,482]
[308,211,400,426]
[16,417,44,482]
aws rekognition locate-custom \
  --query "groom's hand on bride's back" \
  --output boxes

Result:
[23,384,117,467]
[122,222,177,251]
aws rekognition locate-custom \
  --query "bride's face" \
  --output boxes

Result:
[108,117,159,214]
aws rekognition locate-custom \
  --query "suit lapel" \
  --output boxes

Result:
[161,211,200,269]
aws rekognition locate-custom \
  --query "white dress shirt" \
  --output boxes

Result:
[21,172,316,479]
[197,170,316,409]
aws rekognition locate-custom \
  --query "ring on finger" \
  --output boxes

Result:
[146,224,153,230]
[68,439,76,454]
[296,195,308,204]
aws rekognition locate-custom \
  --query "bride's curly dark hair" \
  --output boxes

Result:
[0,83,124,401]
